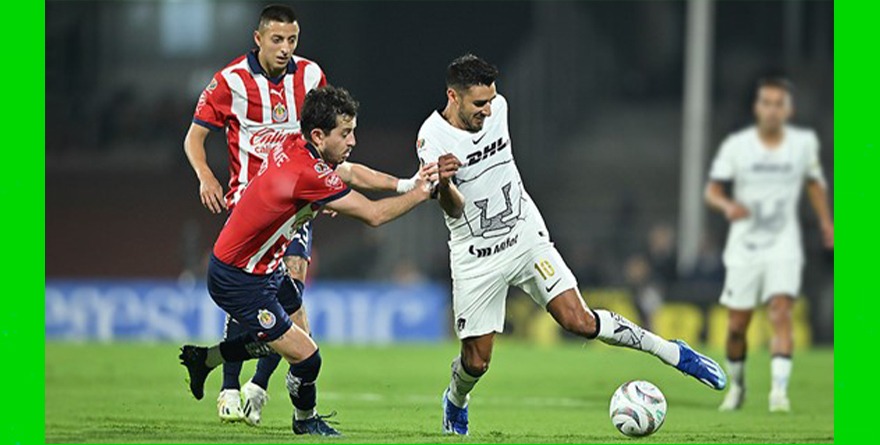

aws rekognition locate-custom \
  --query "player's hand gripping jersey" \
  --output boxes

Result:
[709,125,825,267]
[193,51,327,209]
[213,137,350,275]
[416,95,552,279]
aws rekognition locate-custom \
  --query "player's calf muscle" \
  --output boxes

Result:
[547,291,598,338]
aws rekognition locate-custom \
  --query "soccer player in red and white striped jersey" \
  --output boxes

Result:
[180,85,437,436]
[182,4,421,426]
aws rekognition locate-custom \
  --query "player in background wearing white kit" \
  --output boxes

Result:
[418,54,727,436]
[706,78,833,413]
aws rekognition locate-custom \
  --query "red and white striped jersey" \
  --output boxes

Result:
[213,136,350,274]
[193,50,327,209]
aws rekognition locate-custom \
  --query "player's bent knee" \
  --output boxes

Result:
[727,329,747,342]
[462,356,490,377]
[270,325,318,364]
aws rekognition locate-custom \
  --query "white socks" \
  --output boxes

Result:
[594,310,680,366]
[726,359,745,389]
[447,356,479,408]
[771,356,792,394]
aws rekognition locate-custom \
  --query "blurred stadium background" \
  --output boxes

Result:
[46,0,832,353]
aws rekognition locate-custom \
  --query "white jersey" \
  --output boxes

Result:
[416,95,551,279]
[708,125,826,267]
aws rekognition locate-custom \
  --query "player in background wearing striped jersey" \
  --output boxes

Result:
[183,5,423,425]
[180,86,438,436]
[417,55,726,436]
[706,78,833,413]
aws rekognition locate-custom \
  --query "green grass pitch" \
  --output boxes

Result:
[46,341,833,443]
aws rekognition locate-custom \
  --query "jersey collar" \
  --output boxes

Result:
[247,50,297,85]
[304,141,320,159]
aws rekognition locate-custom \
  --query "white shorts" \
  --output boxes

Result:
[719,261,803,310]
[451,243,579,339]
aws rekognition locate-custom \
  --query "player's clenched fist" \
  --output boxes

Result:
[438,154,462,186]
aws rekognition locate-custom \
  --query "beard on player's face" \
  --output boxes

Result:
[459,109,484,132]
[316,118,356,164]
[453,84,495,132]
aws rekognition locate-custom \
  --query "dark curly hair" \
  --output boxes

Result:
[446,54,499,91]
[301,86,360,140]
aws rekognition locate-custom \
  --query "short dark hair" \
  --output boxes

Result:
[301,86,360,139]
[446,54,499,91]
[756,76,794,97]
[259,4,297,28]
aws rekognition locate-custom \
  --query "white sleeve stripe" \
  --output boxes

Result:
[303,63,323,90]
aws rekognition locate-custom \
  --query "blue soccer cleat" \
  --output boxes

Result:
[442,389,469,435]
[673,339,727,390]
[293,411,342,437]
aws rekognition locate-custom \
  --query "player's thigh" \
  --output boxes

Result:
[512,244,579,310]
[719,264,764,310]
[452,270,510,339]
[761,261,802,306]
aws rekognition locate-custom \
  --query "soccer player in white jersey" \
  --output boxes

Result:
[416,54,727,436]
[706,78,833,413]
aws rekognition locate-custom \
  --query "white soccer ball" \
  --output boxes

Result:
[609,380,667,437]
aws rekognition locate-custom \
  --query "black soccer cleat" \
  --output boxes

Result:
[178,345,213,400]
[293,411,342,437]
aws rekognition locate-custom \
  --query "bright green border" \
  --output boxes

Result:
[835,0,872,444]
[0,0,855,444]
[0,0,45,444]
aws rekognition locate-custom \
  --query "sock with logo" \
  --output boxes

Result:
[592,309,680,366]
[287,349,322,420]
[205,332,274,368]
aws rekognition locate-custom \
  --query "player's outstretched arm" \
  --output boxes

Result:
[704,180,748,222]
[184,123,226,214]
[335,162,438,194]
[325,181,432,227]
[436,154,464,218]
[806,180,834,249]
